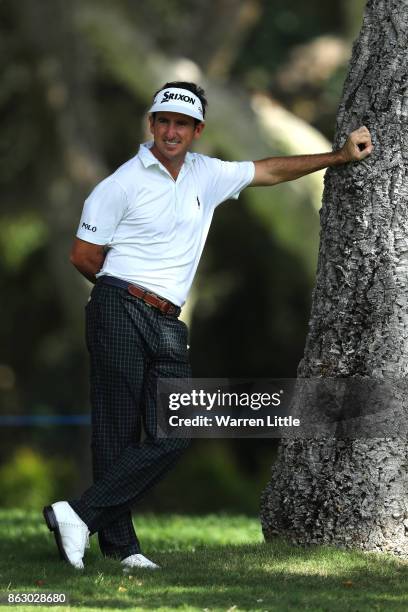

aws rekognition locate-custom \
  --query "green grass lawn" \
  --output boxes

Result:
[0,509,407,611]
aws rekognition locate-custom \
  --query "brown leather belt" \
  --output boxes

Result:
[98,276,181,317]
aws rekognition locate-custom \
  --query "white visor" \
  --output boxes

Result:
[149,87,205,122]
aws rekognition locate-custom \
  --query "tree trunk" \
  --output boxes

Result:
[17,0,107,337]
[260,0,408,557]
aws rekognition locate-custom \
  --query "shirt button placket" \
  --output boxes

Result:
[173,183,177,215]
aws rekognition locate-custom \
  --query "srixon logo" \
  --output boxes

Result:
[160,91,196,105]
[82,222,97,232]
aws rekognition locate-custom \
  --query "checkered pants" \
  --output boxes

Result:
[69,282,191,559]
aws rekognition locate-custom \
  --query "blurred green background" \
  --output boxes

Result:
[0,0,366,514]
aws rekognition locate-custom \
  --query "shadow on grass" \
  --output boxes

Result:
[1,512,408,611]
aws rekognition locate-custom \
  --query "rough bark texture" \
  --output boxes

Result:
[260,0,408,556]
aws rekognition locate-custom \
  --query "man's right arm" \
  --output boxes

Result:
[70,238,106,284]
[251,126,373,186]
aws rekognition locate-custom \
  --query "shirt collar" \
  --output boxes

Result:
[138,141,194,169]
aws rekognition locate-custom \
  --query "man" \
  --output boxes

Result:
[43,81,373,571]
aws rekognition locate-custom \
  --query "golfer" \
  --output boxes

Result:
[43,81,373,571]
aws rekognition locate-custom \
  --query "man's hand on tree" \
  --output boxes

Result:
[340,126,373,163]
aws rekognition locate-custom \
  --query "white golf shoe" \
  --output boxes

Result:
[121,553,160,572]
[43,501,90,569]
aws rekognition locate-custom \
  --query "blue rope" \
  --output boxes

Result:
[0,415,91,426]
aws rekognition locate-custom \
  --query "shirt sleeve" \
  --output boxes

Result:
[76,178,128,245]
[203,158,255,209]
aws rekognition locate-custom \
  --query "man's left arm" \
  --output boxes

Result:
[251,126,373,187]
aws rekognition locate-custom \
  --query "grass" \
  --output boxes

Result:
[0,509,408,611]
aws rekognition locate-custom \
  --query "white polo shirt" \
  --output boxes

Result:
[76,141,255,306]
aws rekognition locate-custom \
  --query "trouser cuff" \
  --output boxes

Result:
[68,500,99,534]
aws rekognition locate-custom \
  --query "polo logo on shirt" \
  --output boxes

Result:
[160,91,196,105]
[82,222,97,232]
[196,196,201,209]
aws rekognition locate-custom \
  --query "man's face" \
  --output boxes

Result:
[149,111,204,164]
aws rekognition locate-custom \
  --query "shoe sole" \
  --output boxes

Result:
[122,565,160,572]
[43,505,70,563]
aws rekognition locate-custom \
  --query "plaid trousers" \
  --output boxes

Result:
[69,282,191,559]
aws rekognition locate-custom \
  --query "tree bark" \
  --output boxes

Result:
[260,0,408,557]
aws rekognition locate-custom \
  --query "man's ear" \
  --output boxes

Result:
[148,114,155,135]
[194,122,205,140]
